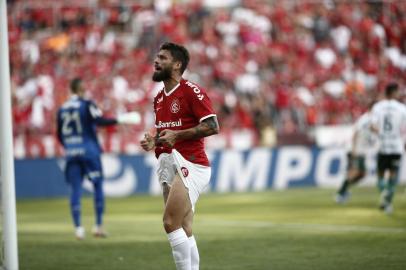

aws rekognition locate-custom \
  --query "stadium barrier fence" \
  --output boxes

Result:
[14,146,406,199]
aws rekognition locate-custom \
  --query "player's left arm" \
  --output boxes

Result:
[88,101,141,126]
[56,111,64,146]
[351,130,359,156]
[88,101,118,126]
[158,116,219,147]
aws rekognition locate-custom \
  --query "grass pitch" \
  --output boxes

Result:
[17,187,406,270]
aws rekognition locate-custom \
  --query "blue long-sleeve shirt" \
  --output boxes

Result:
[56,95,117,158]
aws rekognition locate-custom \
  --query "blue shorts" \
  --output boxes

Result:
[65,156,103,184]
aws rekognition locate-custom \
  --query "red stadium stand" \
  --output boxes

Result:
[7,0,406,157]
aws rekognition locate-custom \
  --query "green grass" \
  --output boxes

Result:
[14,187,406,270]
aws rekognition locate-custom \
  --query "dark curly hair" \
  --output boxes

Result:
[159,42,190,74]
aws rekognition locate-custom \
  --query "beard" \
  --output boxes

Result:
[152,67,172,82]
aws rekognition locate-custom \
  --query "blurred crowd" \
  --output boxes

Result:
[6,0,406,155]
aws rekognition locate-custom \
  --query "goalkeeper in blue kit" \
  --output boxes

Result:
[56,77,140,239]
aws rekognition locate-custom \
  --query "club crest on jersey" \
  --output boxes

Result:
[170,99,180,113]
[181,167,189,177]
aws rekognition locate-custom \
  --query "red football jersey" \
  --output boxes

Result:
[153,79,216,166]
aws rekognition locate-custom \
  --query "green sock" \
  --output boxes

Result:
[377,178,386,192]
[338,180,350,195]
[385,177,397,204]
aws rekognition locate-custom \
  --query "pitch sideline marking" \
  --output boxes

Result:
[200,220,406,234]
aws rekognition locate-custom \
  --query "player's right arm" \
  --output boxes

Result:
[351,130,358,156]
[140,133,156,151]
[140,94,162,151]
[351,114,366,156]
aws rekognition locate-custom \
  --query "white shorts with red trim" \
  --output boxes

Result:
[157,149,211,212]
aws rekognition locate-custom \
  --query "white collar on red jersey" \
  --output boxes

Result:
[164,82,181,96]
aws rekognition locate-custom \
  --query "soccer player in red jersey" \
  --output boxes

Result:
[140,42,219,270]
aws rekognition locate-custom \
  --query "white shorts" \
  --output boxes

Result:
[157,149,211,212]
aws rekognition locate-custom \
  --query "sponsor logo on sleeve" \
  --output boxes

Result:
[186,81,204,100]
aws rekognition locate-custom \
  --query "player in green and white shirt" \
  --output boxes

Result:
[336,101,378,203]
[370,83,406,214]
